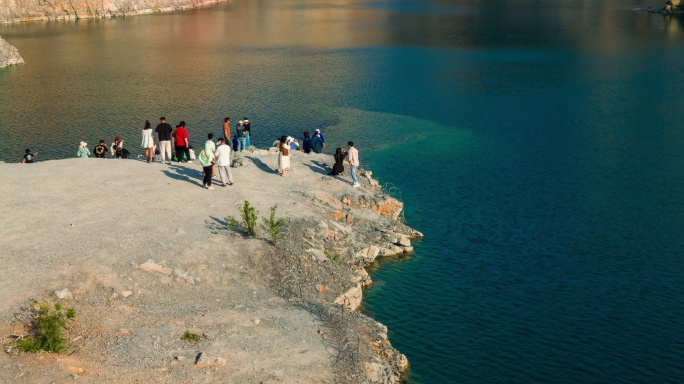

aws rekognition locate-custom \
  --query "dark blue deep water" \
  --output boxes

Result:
[2,1,684,382]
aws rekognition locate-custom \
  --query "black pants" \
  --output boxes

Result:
[203,165,213,186]
[175,146,190,162]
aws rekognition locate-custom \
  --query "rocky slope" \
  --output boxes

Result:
[0,0,226,23]
[0,35,23,68]
[0,148,421,383]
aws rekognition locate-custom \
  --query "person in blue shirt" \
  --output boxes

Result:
[310,131,324,153]
[315,129,325,148]
[301,131,311,153]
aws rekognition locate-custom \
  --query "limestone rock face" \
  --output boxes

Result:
[0,35,23,68]
[0,0,227,23]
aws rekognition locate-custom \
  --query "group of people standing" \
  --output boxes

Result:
[22,114,361,189]
[145,117,192,164]
[222,117,252,153]
[141,116,254,165]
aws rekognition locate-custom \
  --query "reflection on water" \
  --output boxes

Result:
[2,2,684,384]
[1,0,684,162]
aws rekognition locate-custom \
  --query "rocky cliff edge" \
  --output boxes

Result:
[0,148,422,383]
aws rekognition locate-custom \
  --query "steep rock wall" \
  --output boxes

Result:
[0,35,23,67]
[0,0,226,23]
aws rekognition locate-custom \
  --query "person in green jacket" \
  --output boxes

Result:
[198,133,216,189]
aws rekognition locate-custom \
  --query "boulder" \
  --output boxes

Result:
[0,36,24,68]
[334,283,362,310]
[195,353,227,368]
[54,288,74,300]
[139,260,172,275]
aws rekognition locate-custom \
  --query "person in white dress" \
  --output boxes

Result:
[141,120,155,163]
[278,135,290,177]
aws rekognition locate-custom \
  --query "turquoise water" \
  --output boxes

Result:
[2,1,684,383]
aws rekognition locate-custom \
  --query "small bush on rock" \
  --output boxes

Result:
[226,200,259,236]
[260,205,286,246]
[13,301,75,354]
[181,331,199,342]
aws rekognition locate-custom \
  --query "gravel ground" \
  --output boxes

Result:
[0,148,413,383]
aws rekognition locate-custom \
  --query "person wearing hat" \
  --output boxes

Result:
[315,129,325,148]
[310,130,324,153]
[111,136,124,158]
[243,117,251,147]
[77,141,90,158]
[235,120,246,152]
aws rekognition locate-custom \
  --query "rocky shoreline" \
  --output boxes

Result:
[0,0,228,23]
[634,0,684,13]
[0,35,23,68]
[0,149,421,383]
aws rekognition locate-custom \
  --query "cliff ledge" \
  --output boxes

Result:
[0,148,421,383]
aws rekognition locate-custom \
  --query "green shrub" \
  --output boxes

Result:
[226,200,259,236]
[65,308,76,319]
[260,205,286,246]
[181,331,199,342]
[14,301,75,353]
[325,250,342,264]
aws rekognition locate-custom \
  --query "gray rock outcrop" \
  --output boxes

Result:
[0,0,227,23]
[0,35,23,68]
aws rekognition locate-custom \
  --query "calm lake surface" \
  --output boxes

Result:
[2,1,684,382]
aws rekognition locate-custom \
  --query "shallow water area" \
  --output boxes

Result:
[2,1,684,383]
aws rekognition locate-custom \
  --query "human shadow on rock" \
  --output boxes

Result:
[207,216,228,234]
[161,165,203,186]
[307,160,332,176]
[244,156,276,174]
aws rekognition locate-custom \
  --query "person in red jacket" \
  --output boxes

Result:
[173,121,191,163]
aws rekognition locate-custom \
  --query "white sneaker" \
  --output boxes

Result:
[207,186,214,190]
[187,161,193,164]
[352,183,360,188]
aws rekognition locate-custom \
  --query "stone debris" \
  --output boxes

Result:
[173,268,196,284]
[54,288,74,300]
[195,353,227,368]
[334,283,362,311]
[139,260,172,275]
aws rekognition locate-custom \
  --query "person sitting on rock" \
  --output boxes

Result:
[288,137,300,150]
[153,148,162,163]
[93,140,108,158]
[329,147,346,175]
[301,131,311,153]
[77,141,90,158]
[111,137,124,157]
[22,148,38,163]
